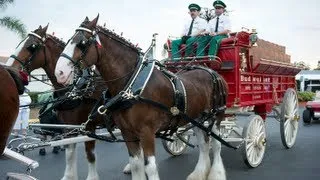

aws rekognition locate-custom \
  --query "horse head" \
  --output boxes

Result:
[7,24,66,87]
[7,24,49,72]
[55,14,140,95]
[54,15,100,85]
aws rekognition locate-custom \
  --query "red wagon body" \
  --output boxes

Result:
[164,31,301,119]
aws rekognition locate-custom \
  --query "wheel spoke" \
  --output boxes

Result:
[291,108,298,117]
[246,141,254,151]
[249,147,255,164]
[287,124,292,143]
[285,120,289,131]
[285,124,289,139]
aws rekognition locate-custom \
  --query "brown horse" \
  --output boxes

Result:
[55,15,228,180]
[7,24,113,180]
[0,65,25,155]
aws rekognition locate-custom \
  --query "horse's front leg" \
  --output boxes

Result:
[208,124,226,180]
[141,131,159,180]
[123,131,146,180]
[61,143,78,180]
[187,127,211,180]
[85,140,99,180]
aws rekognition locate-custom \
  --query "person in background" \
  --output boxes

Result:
[12,89,31,136]
[37,92,63,155]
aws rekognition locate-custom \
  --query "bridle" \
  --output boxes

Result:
[60,27,99,71]
[61,26,142,85]
[10,32,47,73]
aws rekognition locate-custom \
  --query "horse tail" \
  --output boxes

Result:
[5,67,25,95]
[214,73,228,126]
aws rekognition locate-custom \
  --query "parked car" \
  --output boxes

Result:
[303,91,320,123]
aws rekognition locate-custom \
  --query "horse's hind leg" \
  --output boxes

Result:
[85,140,99,180]
[61,143,78,180]
[141,132,159,180]
[187,127,211,180]
[208,124,226,180]
[123,132,146,180]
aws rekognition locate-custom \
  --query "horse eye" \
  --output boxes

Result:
[27,44,37,53]
[76,42,86,51]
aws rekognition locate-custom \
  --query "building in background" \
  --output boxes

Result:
[296,70,320,92]
[0,56,52,92]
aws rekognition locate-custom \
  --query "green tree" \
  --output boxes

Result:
[294,61,310,70]
[0,0,26,38]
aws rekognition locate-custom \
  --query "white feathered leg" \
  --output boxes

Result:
[61,144,78,180]
[123,163,131,174]
[129,148,146,180]
[208,125,226,180]
[145,156,160,180]
[86,161,99,180]
[187,127,211,180]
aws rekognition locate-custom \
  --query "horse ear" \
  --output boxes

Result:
[89,14,99,27]
[84,16,89,22]
[38,25,42,30]
[42,23,49,33]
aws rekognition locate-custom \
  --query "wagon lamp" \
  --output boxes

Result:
[249,29,258,47]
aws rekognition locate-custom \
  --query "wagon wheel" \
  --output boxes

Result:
[162,130,190,156]
[241,115,266,168]
[280,88,299,149]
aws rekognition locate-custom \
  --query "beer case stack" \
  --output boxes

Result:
[249,39,291,64]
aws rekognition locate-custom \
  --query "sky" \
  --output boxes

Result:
[0,0,319,67]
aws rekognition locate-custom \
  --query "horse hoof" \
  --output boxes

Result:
[187,172,208,180]
[122,163,131,174]
[86,177,99,180]
[61,176,78,180]
[39,148,46,156]
[207,170,226,180]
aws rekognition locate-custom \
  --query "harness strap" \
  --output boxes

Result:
[86,132,139,143]
[136,96,238,150]
[60,53,78,65]
[10,55,25,66]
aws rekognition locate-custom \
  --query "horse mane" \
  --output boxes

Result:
[96,25,141,53]
[5,67,25,95]
[46,34,66,47]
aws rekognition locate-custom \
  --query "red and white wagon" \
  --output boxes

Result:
[162,30,302,167]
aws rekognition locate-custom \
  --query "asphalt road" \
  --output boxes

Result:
[1,109,320,180]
